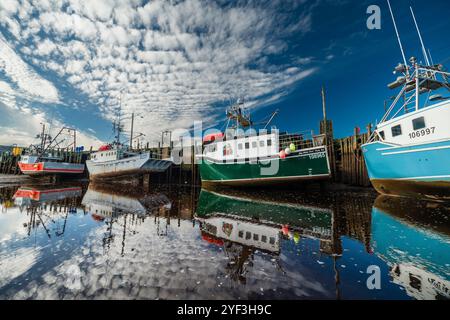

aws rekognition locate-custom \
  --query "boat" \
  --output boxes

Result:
[195,100,331,187]
[18,125,85,176]
[86,112,172,181]
[362,4,450,199]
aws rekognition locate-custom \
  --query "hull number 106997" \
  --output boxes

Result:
[409,127,435,139]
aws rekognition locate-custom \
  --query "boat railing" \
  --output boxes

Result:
[368,63,450,142]
[382,65,450,123]
[149,151,163,160]
[278,132,326,151]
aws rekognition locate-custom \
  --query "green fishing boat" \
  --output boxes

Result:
[196,101,331,187]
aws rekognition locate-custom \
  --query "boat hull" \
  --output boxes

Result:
[13,186,83,202]
[18,161,85,176]
[362,139,450,199]
[198,146,330,187]
[86,153,172,181]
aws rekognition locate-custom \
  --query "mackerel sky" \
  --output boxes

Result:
[0,0,449,148]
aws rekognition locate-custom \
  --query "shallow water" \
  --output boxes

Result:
[0,183,449,300]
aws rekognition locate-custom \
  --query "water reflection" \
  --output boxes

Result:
[0,183,448,300]
[195,190,336,285]
[371,196,450,300]
[13,186,82,238]
[82,185,172,255]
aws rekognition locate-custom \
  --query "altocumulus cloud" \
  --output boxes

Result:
[0,0,317,146]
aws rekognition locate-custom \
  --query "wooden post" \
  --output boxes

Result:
[320,86,336,180]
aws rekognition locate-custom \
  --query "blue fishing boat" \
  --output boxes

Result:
[362,3,450,199]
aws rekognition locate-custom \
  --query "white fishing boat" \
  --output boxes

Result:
[86,112,172,181]
[86,144,172,180]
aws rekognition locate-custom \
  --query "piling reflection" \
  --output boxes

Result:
[0,183,448,299]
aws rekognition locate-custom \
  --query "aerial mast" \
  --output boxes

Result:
[410,6,430,66]
[321,85,327,140]
[387,0,409,75]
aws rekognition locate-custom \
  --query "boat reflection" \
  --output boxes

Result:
[12,185,82,238]
[372,195,450,300]
[195,189,338,284]
[13,186,82,206]
[81,184,172,254]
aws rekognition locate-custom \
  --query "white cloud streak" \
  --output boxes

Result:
[0,0,317,145]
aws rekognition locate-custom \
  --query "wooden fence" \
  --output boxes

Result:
[333,130,371,187]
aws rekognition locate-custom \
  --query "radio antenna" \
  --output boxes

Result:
[387,0,408,73]
[427,48,435,65]
[410,6,430,66]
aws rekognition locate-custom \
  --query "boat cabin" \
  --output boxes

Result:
[90,149,123,162]
[200,215,281,253]
[203,132,280,163]
[19,155,38,164]
[375,100,450,145]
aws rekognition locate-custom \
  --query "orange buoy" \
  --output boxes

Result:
[281,224,289,236]
[279,150,286,159]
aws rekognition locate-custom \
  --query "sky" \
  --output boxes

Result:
[0,0,449,149]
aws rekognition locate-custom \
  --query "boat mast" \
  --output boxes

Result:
[40,123,45,156]
[322,85,327,140]
[129,112,134,150]
[263,110,279,130]
[410,7,430,66]
[387,0,409,75]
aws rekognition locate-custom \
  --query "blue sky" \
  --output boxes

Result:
[0,0,449,148]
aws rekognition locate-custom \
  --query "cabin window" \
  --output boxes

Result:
[246,232,251,240]
[245,142,250,149]
[261,235,267,243]
[269,237,275,245]
[238,143,243,150]
[253,234,259,241]
[267,139,272,146]
[252,141,257,148]
[379,131,385,140]
[205,224,217,235]
[412,117,426,130]
[208,144,216,153]
[391,125,402,137]
[238,231,244,238]
[259,140,265,147]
